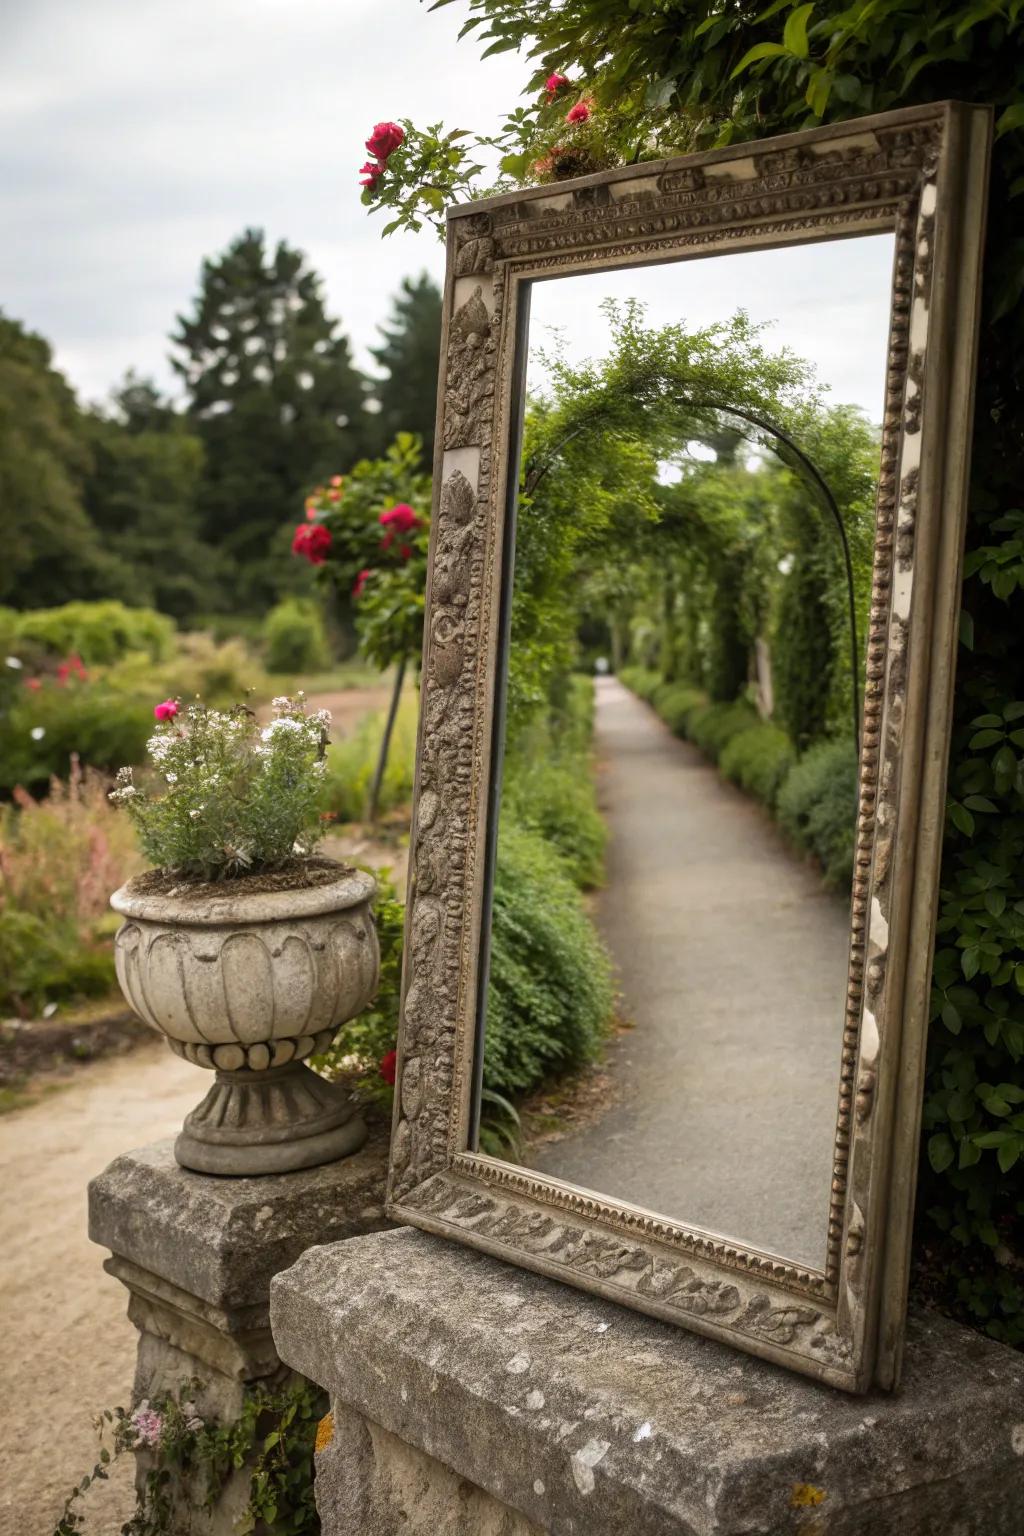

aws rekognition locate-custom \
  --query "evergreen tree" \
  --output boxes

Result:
[170,229,372,610]
[84,376,222,622]
[0,313,135,608]
[370,273,442,464]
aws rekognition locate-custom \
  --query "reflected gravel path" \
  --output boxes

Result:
[531,676,851,1270]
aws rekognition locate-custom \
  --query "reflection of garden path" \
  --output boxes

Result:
[530,675,850,1271]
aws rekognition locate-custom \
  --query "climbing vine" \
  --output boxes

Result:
[55,1377,326,1536]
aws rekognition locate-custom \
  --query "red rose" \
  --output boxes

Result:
[292,522,333,565]
[379,1049,398,1086]
[365,121,405,161]
[566,99,591,124]
[544,72,569,98]
[399,543,412,560]
[378,503,419,534]
[359,160,385,190]
[352,568,373,599]
[154,698,179,722]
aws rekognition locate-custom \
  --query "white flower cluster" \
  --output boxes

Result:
[108,765,138,804]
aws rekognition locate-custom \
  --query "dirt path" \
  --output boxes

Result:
[0,1045,210,1536]
[531,676,851,1270]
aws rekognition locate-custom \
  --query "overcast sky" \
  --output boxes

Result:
[525,235,896,425]
[0,0,525,405]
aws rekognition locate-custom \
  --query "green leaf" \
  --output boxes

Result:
[964,795,998,812]
[959,608,974,649]
[950,802,975,837]
[783,3,815,57]
[996,102,1024,137]
[730,41,789,78]
[997,1139,1020,1173]
[941,1001,962,1034]
[969,728,1004,748]
[1003,700,1024,720]
[928,1132,955,1172]
[962,947,981,980]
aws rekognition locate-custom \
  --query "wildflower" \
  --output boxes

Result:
[545,72,570,98]
[25,676,42,691]
[330,475,343,488]
[292,522,333,565]
[379,1048,398,1086]
[165,772,178,784]
[566,99,591,124]
[30,726,45,741]
[5,655,22,670]
[365,121,405,161]
[130,1402,163,1449]
[154,699,179,722]
[352,568,373,599]
[189,808,202,820]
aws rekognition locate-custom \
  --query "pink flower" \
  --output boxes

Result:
[365,121,405,161]
[379,503,419,534]
[154,699,179,722]
[130,1403,163,1449]
[566,99,591,124]
[24,676,42,692]
[330,475,343,488]
[379,1049,397,1086]
[353,568,373,599]
[359,160,385,190]
[328,489,341,502]
[544,72,569,98]
[292,522,333,565]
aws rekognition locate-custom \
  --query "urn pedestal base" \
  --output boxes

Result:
[175,1060,368,1177]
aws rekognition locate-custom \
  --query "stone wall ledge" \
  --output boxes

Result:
[89,1133,389,1315]
[271,1226,1024,1536]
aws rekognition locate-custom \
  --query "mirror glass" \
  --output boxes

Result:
[475,236,895,1272]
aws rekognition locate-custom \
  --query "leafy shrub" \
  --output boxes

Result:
[618,665,661,701]
[720,724,796,809]
[484,817,612,1097]
[503,752,606,889]
[112,697,330,879]
[12,601,173,666]
[777,740,859,890]
[0,681,152,791]
[319,870,405,1102]
[322,693,417,822]
[0,761,140,1011]
[99,633,271,710]
[652,682,708,737]
[263,598,329,675]
[686,699,759,761]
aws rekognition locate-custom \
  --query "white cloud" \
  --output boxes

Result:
[0,0,526,403]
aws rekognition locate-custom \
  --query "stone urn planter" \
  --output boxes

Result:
[110,865,379,1175]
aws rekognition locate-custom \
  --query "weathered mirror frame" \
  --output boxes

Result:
[385,102,992,1393]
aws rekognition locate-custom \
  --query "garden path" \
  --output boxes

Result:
[530,675,851,1271]
[0,1044,209,1535]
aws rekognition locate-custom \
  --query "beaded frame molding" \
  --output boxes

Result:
[386,103,992,1392]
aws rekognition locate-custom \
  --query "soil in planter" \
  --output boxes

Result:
[125,854,356,902]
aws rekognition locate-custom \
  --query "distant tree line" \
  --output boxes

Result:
[0,229,441,617]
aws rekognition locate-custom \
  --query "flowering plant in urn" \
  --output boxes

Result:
[109,696,379,1174]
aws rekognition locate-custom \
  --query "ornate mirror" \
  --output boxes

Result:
[386,103,991,1391]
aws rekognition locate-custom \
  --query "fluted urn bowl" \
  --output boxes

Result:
[110,864,379,1175]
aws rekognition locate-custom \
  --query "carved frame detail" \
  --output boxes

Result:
[386,103,992,1392]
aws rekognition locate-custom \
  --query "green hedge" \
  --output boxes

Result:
[263,598,329,675]
[686,699,759,762]
[651,681,708,738]
[7,601,174,666]
[483,817,612,1097]
[776,740,859,892]
[0,685,151,791]
[617,665,661,701]
[720,724,796,810]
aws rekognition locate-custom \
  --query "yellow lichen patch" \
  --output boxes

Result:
[315,1411,334,1455]
[790,1483,827,1509]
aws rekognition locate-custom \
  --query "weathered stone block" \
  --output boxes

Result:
[89,1133,390,1533]
[271,1227,1024,1536]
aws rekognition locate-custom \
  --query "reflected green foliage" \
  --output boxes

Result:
[720,725,797,810]
[484,817,612,1097]
[776,740,859,892]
